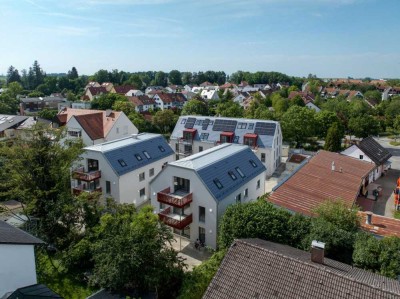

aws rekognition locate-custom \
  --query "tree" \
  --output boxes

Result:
[126,74,143,90]
[91,205,185,296]
[91,93,127,110]
[67,67,79,80]
[315,110,341,139]
[181,99,208,116]
[128,111,156,133]
[112,100,134,115]
[348,115,380,138]
[92,69,110,84]
[32,60,45,88]
[281,106,317,147]
[155,71,168,87]
[152,109,178,134]
[289,95,305,107]
[6,65,21,84]
[182,72,192,85]
[215,101,243,118]
[364,90,381,105]
[0,81,23,114]
[169,70,182,85]
[324,123,343,152]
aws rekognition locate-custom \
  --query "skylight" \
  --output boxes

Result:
[143,151,151,159]
[236,167,245,178]
[249,160,257,168]
[135,154,143,161]
[228,171,237,180]
[213,178,223,190]
[158,145,165,152]
[118,159,127,167]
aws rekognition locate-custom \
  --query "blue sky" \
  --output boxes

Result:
[1,0,399,78]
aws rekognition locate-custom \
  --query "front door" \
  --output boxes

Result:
[199,227,205,244]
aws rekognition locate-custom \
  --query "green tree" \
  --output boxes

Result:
[169,70,182,85]
[128,111,156,133]
[315,110,341,139]
[91,93,127,110]
[67,67,79,80]
[0,81,23,114]
[126,74,143,90]
[38,108,58,120]
[155,71,168,87]
[92,69,110,84]
[32,60,45,88]
[353,233,382,272]
[6,65,21,84]
[348,115,380,138]
[112,100,134,115]
[181,99,208,116]
[289,95,305,107]
[364,90,381,105]
[324,123,343,152]
[215,101,243,118]
[152,109,178,134]
[281,106,317,147]
[91,205,185,296]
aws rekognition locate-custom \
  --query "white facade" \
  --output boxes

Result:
[126,90,144,97]
[200,90,219,101]
[0,244,37,297]
[305,102,321,112]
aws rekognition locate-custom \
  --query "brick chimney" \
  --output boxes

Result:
[311,240,325,264]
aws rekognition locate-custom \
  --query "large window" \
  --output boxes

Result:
[199,206,205,223]
[88,159,99,171]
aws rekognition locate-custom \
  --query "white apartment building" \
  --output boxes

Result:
[150,144,266,249]
[170,116,282,176]
[71,133,174,207]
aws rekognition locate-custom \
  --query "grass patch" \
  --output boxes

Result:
[36,250,95,299]
[394,210,400,220]
[390,141,400,146]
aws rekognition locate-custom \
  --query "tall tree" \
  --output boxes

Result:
[32,60,45,88]
[181,99,208,116]
[6,65,21,84]
[67,67,79,80]
[348,115,380,138]
[152,109,178,133]
[324,123,343,152]
[155,71,168,87]
[169,70,182,85]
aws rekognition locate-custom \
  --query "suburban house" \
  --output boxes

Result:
[0,221,44,297]
[200,89,219,101]
[341,137,392,181]
[145,86,164,94]
[288,91,321,112]
[0,115,29,140]
[203,238,400,299]
[170,116,282,176]
[55,108,138,146]
[101,82,114,92]
[166,85,183,93]
[72,133,174,207]
[181,90,197,100]
[19,95,67,114]
[126,90,144,97]
[127,95,156,112]
[112,85,136,96]
[83,86,108,101]
[153,93,186,110]
[85,81,100,88]
[150,144,266,249]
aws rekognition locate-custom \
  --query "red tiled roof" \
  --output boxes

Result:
[88,86,107,96]
[268,150,376,216]
[288,154,308,164]
[114,85,135,94]
[74,112,104,140]
[359,212,400,238]
[156,93,186,103]
[127,95,155,107]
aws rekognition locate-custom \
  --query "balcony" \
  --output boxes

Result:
[157,187,193,208]
[158,207,193,230]
[72,167,101,181]
[72,185,102,196]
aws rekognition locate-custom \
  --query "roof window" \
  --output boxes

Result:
[249,160,258,168]
[228,171,237,180]
[213,178,223,190]
[118,159,127,167]
[135,154,143,161]
[236,167,245,178]
[143,151,151,159]
[158,145,165,152]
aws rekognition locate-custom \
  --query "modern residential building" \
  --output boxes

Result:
[153,93,186,110]
[0,221,44,297]
[170,116,282,176]
[55,108,138,146]
[72,133,174,207]
[127,95,156,112]
[150,144,266,249]
[203,238,400,299]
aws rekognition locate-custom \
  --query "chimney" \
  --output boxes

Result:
[365,211,373,225]
[311,240,325,264]
[331,161,335,172]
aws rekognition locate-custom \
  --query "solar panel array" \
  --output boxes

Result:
[212,119,237,132]
[184,117,196,129]
[254,122,276,136]
[202,118,210,130]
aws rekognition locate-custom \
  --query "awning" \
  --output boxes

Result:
[244,133,258,138]
[221,132,234,136]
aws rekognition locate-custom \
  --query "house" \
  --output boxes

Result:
[203,238,400,299]
[0,114,29,140]
[170,116,282,176]
[0,221,44,297]
[268,150,376,216]
[85,81,100,89]
[166,85,183,93]
[184,84,198,92]
[341,137,392,181]
[127,95,156,112]
[100,82,114,92]
[112,85,136,96]
[181,90,197,100]
[12,117,52,140]
[125,90,144,97]
[200,81,213,87]
[219,83,236,90]
[232,92,248,105]
[83,86,108,101]
[56,108,138,146]
[200,89,219,101]
[19,96,67,114]
[72,133,174,207]
[150,144,266,249]
[153,93,186,110]
[7,284,62,299]
[145,86,164,94]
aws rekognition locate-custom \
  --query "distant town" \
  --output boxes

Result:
[1,62,400,299]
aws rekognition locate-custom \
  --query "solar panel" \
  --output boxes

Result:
[254,122,276,136]
[185,117,196,129]
[212,119,237,132]
[202,118,210,130]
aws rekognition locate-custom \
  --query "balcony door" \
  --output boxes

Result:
[87,159,99,172]
[174,177,190,193]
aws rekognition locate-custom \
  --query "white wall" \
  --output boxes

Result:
[105,114,138,141]
[0,244,37,296]
[341,145,373,163]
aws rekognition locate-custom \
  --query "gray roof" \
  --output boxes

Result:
[170,144,266,201]
[8,284,62,299]
[171,116,279,148]
[358,136,392,165]
[85,133,174,176]
[20,96,66,103]
[203,239,400,299]
[0,220,44,245]
[0,114,29,132]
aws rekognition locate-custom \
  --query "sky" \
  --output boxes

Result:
[0,0,399,78]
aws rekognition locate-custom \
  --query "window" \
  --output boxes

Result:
[68,130,81,137]
[199,146,203,152]
[158,145,165,152]
[149,168,154,177]
[118,159,127,167]
[244,188,248,197]
[257,179,260,189]
[233,136,239,143]
[143,151,151,159]
[248,123,254,130]
[237,122,247,129]
[106,181,111,194]
[200,133,209,140]
[261,153,266,163]
[359,155,364,160]
[116,127,120,134]
[250,160,258,168]
[135,154,143,161]
[199,206,205,223]
[139,172,145,181]
[175,143,179,151]
[236,193,241,203]
[228,171,237,180]
[176,154,180,160]
[181,119,187,124]
[213,178,223,189]
[236,167,245,178]
[139,188,145,197]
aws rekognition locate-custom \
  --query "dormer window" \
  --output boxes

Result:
[220,132,234,143]
[243,133,258,147]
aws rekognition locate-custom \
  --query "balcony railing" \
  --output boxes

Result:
[72,185,102,196]
[158,207,193,230]
[72,167,101,181]
[157,187,193,208]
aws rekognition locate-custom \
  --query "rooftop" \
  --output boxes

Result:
[358,136,392,165]
[0,220,44,245]
[0,114,29,132]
